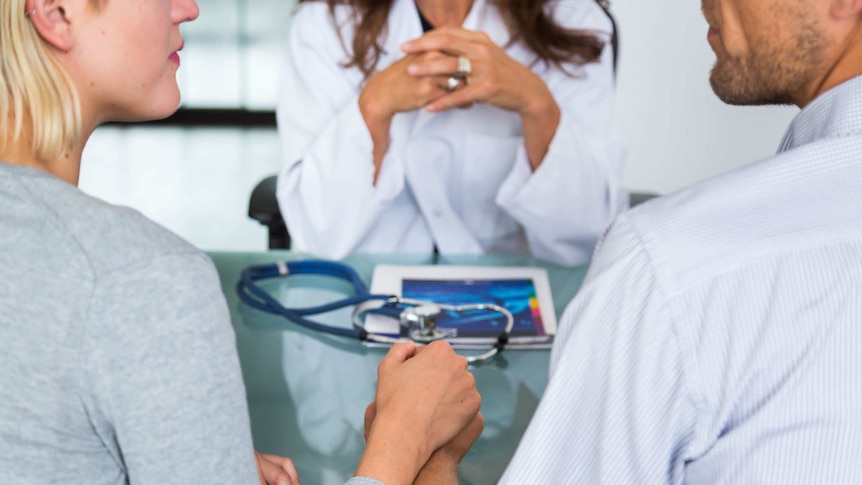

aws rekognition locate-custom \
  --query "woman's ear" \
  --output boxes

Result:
[26,0,77,52]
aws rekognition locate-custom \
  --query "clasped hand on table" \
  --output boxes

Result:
[256,340,483,485]
[359,26,561,176]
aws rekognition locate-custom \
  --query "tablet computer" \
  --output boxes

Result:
[366,264,556,348]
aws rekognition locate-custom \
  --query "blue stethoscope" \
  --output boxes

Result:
[236,260,514,363]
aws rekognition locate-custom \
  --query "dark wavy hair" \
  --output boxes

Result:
[300,0,607,79]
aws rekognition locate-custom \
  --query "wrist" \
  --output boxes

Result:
[520,91,559,123]
[359,87,393,130]
[359,88,394,178]
[415,450,460,483]
[356,415,432,485]
[519,90,560,172]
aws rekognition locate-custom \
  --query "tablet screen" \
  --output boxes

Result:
[402,278,546,337]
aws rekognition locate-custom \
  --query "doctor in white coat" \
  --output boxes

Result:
[276,0,626,267]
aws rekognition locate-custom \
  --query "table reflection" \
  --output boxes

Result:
[212,252,586,484]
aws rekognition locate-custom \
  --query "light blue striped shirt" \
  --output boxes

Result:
[501,75,862,484]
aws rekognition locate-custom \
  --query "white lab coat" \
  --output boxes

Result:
[276,0,626,266]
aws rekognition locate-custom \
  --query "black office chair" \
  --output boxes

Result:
[249,175,291,249]
[629,191,659,207]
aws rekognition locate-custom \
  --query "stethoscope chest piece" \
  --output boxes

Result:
[398,304,457,342]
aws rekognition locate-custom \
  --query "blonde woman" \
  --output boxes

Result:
[0,0,480,484]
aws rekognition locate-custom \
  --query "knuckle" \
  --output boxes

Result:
[429,339,449,351]
[417,83,433,96]
[470,387,482,404]
[480,80,496,96]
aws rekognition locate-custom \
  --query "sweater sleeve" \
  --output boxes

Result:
[81,252,259,484]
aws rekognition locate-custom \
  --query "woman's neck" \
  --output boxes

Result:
[414,0,474,27]
[1,124,85,186]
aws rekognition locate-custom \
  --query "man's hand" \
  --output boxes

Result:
[414,412,484,484]
[256,451,300,485]
[364,402,485,484]
[355,341,481,485]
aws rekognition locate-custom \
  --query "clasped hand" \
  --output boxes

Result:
[360,26,554,120]
[356,341,483,485]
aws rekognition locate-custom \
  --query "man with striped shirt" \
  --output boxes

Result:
[498,0,862,483]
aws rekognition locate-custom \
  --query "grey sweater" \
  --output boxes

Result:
[0,163,259,484]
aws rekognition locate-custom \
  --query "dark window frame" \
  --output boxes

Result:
[107,107,276,128]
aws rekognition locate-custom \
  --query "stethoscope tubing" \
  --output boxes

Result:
[236,260,512,362]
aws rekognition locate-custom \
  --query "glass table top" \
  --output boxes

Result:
[209,251,588,485]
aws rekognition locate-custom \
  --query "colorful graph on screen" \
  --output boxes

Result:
[402,278,545,338]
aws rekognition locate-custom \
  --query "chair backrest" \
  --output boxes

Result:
[248,175,291,249]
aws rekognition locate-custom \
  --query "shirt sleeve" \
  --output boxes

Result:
[496,0,627,266]
[275,4,407,259]
[499,214,699,484]
[81,252,259,484]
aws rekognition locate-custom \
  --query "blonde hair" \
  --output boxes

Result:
[0,0,87,161]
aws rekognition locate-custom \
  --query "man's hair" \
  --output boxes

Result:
[0,0,104,161]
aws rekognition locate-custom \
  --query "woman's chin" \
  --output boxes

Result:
[110,97,181,124]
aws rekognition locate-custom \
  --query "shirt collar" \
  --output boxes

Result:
[777,74,862,153]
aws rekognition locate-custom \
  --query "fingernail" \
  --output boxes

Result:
[407,64,419,75]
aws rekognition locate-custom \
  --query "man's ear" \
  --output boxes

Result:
[831,0,862,19]
[26,0,76,52]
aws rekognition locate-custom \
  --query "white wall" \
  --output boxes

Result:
[613,0,797,195]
